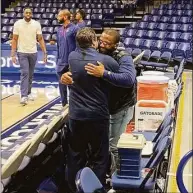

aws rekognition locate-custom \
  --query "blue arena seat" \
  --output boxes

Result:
[85,20,91,27]
[1,33,9,43]
[1,26,13,34]
[39,19,50,26]
[33,14,42,20]
[75,167,106,193]
[3,12,16,19]
[78,3,90,9]
[42,27,54,34]
[34,8,46,13]
[90,3,102,9]
[92,9,102,14]
[45,8,58,13]
[16,13,24,19]
[91,14,103,29]
[42,13,54,20]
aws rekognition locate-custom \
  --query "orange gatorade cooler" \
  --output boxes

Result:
[137,76,170,103]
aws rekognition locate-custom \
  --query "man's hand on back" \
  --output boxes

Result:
[61,72,73,85]
[85,61,105,77]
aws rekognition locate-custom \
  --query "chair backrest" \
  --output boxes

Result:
[150,136,171,167]
[1,140,31,179]
[42,116,63,144]
[25,125,47,157]
[133,50,145,65]
[175,59,185,82]
[75,167,106,193]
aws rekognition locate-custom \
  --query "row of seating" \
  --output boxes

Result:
[1,104,68,193]
[121,30,192,43]
[125,22,192,33]
[142,15,192,24]
[19,0,121,4]
[151,8,192,16]
[160,3,192,9]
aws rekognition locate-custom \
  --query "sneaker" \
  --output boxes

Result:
[20,97,28,105]
[28,94,34,101]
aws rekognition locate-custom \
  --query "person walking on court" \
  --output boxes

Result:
[66,27,119,192]
[56,9,79,107]
[11,7,47,105]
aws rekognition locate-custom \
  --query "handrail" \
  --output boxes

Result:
[176,149,193,193]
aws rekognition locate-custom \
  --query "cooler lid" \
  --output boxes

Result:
[117,133,146,149]
[137,76,169,83]
[142,71,165,76]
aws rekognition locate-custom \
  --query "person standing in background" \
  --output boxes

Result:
[56,9,79,107]
[75,9,86,28]
[11,7,47,105]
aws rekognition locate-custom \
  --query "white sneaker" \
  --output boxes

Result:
[20,97,28,105]
[28,94,34,101]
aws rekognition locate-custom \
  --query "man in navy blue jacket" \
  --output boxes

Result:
[66,27,119,191]
[56,9,79,106]
[62,29,136,174]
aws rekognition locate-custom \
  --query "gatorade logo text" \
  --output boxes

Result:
[140,111,163,116]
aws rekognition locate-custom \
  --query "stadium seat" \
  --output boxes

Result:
[42,27,54,34]
[154,31,167,40]
[33,14,42,20]
[53,3,64,8]
[131,48,141,58]
[91,3,102,9]
[137,22,148,30]
[123,38,135,47]
[102,4,113,9]
[91,14,103,29]
[75,167,106,193]
[165,32,181,41]
[1,140,31,179]
[3,12,16,19]
[143,30,158,39]
[85,20,91,27]
[140,40,153,50]
[150,40,164,51]
[147,22,157,30]
[1,18,10,27]
[42,13,54,20]
[39,19,50,26]
[16,13,23,19]
[159,51,172,64]
[1,26,13,34]
[92,9,102,14]
[114,4,125,16]
[162,41,178,52]
[43,34,51,43]
[52,34,57,41]
[46,8,58,13]
[103,9,114,24]
[1,33,9,43]
[78,3,90,9]
[34,8,46,13]
[141,49,151,61]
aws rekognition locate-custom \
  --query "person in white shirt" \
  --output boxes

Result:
[11,7,47,105]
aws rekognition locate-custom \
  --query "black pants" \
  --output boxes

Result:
[57,67,68,107]
[66,118,109,192]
